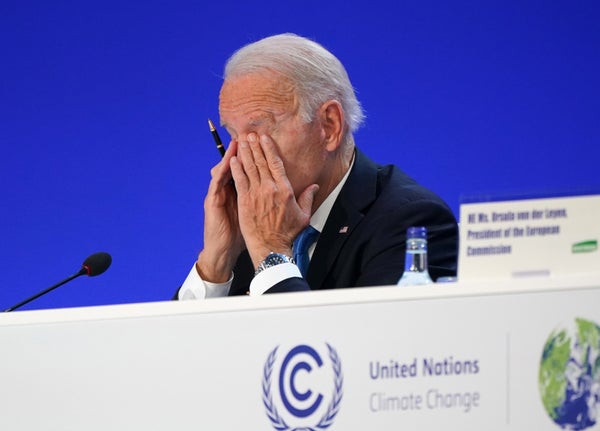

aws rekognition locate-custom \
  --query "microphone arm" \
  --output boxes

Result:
[3,252,112,312]
[3,268,87,312]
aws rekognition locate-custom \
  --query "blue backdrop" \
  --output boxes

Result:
[1,1,599,310]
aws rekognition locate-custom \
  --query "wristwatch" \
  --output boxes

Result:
[255,252,295,276]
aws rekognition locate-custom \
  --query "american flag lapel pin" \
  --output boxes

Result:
[338,226,349,234]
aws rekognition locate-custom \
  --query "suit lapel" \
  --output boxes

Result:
[307,149,379,289]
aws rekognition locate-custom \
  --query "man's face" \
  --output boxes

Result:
[218,72,326,198]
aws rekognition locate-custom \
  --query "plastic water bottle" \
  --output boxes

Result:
[397,226,433,286]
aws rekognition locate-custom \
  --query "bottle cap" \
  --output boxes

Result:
[406,226,427,239]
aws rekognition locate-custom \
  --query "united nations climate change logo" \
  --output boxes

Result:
[539,318,600,430]
[262,343,343,430]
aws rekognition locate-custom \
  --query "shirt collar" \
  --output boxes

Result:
[310,151,355,233]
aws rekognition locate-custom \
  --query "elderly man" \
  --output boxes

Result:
[177,33,458,299]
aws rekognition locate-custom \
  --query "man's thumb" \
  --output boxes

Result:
[298,184,320,213]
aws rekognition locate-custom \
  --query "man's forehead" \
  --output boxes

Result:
[219,73,296,109]
[221,113,275,131]
[218,73,298,130]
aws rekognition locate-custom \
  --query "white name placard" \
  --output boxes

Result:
[458,193,600,281]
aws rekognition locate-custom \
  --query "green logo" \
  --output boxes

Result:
[539,318,600,430]
[572,240,598,253]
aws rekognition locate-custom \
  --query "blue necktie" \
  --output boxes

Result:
[293,225,320,278]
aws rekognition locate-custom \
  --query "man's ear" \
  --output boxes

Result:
[319,100,345,152]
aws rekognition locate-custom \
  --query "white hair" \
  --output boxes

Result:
[223,33,365,135]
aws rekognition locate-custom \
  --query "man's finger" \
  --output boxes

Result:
[237,138,260,185]
[230,155,249,193]
[297,184,320,215]
[248,133,272,183]
[260,134,288,184]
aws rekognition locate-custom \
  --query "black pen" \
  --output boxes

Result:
[209,118,236,192]
[208,118,226,158]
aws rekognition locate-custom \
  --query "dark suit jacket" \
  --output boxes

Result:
[227,148,458,295]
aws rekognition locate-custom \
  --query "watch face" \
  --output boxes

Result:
[265,253,289,266]
[255,252,295,276]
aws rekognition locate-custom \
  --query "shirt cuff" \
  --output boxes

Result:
[178,264,231,300]
[249,262,302,296]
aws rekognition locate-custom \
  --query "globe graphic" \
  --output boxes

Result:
[539,318,600,430]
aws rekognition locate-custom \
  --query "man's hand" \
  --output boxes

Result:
[230,133,319,268]
[196,140,245,283]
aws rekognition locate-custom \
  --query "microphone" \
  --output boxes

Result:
[3,252,112,312]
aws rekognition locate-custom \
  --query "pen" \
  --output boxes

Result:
[208,118,226,158]
[208,118,236,192]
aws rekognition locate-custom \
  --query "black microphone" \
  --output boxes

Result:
[3,252,112,312]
